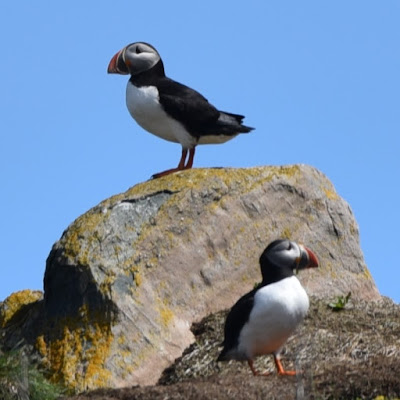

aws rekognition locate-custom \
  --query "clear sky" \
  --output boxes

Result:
[1,1,399,303]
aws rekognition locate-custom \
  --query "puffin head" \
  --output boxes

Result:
[259,239,319,283]
[107,42,161,76]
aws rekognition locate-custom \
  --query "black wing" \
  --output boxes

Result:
[157,78,252,137]
[218,287,258,360]
[157,78,219,133]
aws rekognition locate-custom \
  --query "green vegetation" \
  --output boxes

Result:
[328,292,352,311]
[0,350,64,400]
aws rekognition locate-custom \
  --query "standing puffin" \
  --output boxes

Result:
[218,239,319,376]
[107,42,254,178]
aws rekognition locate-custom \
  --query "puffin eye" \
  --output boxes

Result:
[135,46,142,54]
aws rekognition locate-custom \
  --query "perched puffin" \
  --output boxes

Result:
[107,42,254,178]
[218,239,319,376]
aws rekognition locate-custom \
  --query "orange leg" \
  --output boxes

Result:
[247,360,271,377]
[274,355,297,376]
[152,147,195,179]
[177,148,188,169]
[184,147,195,169]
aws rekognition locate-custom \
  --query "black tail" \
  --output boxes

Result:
[219,111,255,133]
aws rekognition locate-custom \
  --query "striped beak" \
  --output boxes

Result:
[298,245,319,270]
[107,48,129,75]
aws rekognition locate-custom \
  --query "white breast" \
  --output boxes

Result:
[126,83,197,148]
[238,276,309,359]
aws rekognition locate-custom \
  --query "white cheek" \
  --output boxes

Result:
[136,53,158,67]
[288,246,301,259]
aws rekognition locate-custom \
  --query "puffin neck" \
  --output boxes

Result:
[260,262,294,286]
[129,60,166,86]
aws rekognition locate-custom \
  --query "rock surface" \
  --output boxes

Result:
[64,296,400,400]
[0,165,380,392]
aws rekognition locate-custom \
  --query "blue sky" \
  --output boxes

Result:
[1,1,399,303]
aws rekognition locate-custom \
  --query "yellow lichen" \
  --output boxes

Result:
[134,271,143,287]
[155,289,174,328]
[61,166,303,279]
[35,304,114,392]
[117,334,126,345]
[362,268,373,281]
[33,165,306,391]
[277,165,301,178]
[36,335,48,358]
[0,290,43,328]
[84,323,114,386]
[108,166,301,206]
[100,270,117,296]
[63,209,107,265]
[281,227,292,239]
[323,187,339,200]
[159,304,174,328]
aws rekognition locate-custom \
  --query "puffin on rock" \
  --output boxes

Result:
[218,239,319,376]
[107,42,254,178]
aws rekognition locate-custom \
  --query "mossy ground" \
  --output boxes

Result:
[63,297,400,400]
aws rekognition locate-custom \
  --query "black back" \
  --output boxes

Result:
[130,61,253,138]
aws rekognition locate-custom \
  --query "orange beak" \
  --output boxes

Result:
[107,48,129,75]
[304,246,319,268]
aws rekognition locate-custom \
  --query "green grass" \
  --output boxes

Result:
[0,350,65,400]
[328,292,352,311]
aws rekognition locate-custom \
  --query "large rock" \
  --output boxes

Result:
[0,165,380,392]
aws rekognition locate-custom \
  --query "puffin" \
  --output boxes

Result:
[217,239,319,376]
[107,42,254,178]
